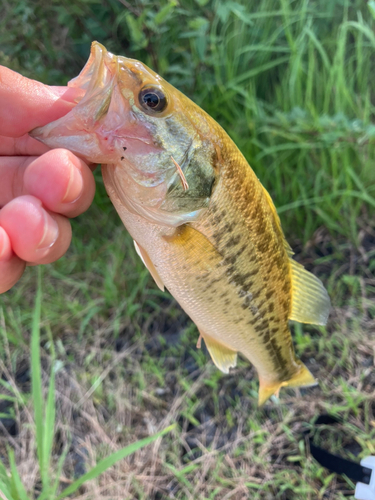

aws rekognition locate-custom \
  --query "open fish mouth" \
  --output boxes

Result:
[68,42,144,104]
[68,42,119,97]
[30,42,162,165]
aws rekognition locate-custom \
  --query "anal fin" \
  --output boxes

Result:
[258,362,317,406]
[133,240,165,292]
[199,329,237,374]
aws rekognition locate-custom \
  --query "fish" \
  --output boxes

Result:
[31,42,330,405]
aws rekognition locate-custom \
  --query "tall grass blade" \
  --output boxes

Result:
[30,271,46,489]
[8,448,30,500]
[41,359,55,494]
[0,481,12,500]
[0,458,11,498]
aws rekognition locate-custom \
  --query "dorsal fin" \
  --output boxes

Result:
[289,258,330,326]
[262,185,293,255]
[133,240,165,292]
[199,329,237,374]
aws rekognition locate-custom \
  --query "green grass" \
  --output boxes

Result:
[0,0,375,498]
[0,272,174,499]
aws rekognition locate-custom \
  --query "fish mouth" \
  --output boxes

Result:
[30,42,162,165]
[68,42,139,102]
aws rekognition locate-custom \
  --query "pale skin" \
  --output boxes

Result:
[0,66,96,293]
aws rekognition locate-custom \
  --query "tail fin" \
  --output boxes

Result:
[258,363,317,406]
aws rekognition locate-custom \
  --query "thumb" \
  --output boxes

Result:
[0,66,84,138]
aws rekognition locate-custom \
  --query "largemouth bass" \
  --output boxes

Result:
[31,42,330,405]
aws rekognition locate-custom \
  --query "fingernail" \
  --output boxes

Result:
[49,86,85,104]
[0,227,12,261]
[37,213,59,251]
[62,160,83,203]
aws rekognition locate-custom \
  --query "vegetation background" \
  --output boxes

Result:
[0,0,375,498]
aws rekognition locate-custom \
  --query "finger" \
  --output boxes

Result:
[0,227,26,293]
[0,195,72,264]
[0,66,85,137]
[24,149,96,218]
[0,258,26,294]
[0,133,51,156]
[0,226,12,261]
[0,149,96,217]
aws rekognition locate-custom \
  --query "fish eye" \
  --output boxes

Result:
[139,87,167,113]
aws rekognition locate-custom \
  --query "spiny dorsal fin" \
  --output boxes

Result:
[133,240,165,292]
[199,329,237,374]
[261,185,293,255]
[289,258,330,326]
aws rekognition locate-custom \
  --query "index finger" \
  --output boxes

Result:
[0,66,85,138]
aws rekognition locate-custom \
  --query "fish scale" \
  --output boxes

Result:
[164,223,296,384]
[193,147,296,382]
[31,41,331,405]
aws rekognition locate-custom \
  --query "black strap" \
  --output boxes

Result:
[306,414,372,485]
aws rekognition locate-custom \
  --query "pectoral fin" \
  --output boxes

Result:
[133,240,164,292]
[199,330,237,374]
[289,258,330,326]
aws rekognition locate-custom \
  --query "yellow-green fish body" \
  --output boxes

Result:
[32,42,330,404]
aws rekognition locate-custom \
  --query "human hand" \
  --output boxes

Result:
[0,66,96,293]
